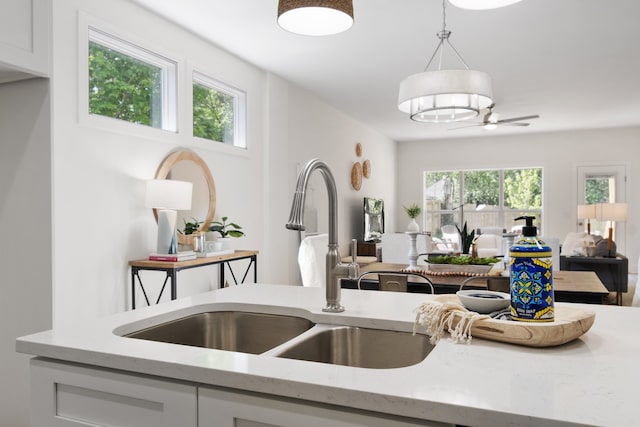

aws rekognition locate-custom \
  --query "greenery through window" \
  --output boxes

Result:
[585,177,611,204]
[193,72,246,148]
[88,28,176,131]
[424,168,542,240]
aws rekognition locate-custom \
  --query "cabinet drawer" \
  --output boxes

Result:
[199,386,450,427]
[30,358,197,427]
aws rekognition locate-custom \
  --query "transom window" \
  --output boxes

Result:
[423,168,543,240]
[88,27,177,131]
[193,71,247,149]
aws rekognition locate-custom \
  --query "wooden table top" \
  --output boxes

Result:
[129,250,258,268]
[360,262,609,295]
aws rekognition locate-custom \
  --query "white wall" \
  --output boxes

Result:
[51,0,266,328]
[397,127,640,273]
[283,84,397,283]
[0,77,51,427]
[49,0,397,330]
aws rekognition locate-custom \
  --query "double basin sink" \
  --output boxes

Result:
[124,311,433,369]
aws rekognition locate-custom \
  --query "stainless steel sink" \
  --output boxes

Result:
[125,311,315,354]
[276,326,433,369]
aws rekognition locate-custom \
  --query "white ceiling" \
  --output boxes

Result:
[131,0,640,142]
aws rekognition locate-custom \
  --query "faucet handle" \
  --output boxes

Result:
[349,239,360,279]
[351,239,358,263]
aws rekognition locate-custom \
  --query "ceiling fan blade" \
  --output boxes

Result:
[448,123,484,130]
[497,114,539,124]
[500,122,530,127]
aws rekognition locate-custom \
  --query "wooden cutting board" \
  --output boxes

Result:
[433,295,596,347]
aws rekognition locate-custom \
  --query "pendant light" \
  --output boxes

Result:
[398,0,493,123]
[277,0,354,36]
[448,0,523,10]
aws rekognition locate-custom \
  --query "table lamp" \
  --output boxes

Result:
[146,179,193,254]
[595,202,627,257]
[577,204,596,234]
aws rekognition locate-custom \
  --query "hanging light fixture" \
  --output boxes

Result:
[448,0,523,10]
[398,0,493,123]
[277,0,354,36]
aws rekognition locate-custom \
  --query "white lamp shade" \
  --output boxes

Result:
[577,204,596,219]
[277,0,354,36]
[448,0,523,10]
[398,69,493,122]
[145,179,193,210]
[595,203,628,222]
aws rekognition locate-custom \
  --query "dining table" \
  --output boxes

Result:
[341,262,610,304]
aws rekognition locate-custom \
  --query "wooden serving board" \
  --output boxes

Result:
[434,295,596,347]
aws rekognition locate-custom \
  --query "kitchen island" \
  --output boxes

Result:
[17,284,640,426]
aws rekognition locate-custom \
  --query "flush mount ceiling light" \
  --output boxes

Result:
[398,0,493,123]
[448,0,523,10]
[277,0,354,36]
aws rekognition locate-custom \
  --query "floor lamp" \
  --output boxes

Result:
[595,203,627,257]
[146,179,193,254]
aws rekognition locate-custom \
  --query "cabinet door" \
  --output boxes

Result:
[30,358,197,427]
[0,0,49,80]
[199,386,450,427]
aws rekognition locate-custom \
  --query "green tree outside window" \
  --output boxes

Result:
[88,41,162,127]
[193,83,234,143]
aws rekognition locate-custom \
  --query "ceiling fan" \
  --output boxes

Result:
[450,104,539,130]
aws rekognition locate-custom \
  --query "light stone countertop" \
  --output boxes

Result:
[16,284,640,427]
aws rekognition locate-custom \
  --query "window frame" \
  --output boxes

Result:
[192,71,247,149]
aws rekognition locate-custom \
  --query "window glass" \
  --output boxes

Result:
[193,72,246,148]
[88,28,177,131]
[424,171,459,241]
[423,168,543,238]
[585,177,611,204]
[504,168,542,210]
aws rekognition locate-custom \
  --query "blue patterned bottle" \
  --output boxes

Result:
[509,216,554,322]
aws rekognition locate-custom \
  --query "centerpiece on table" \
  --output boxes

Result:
[425,253,500,276]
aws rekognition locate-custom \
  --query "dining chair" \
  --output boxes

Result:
[378,274,408,292]
[356,271,434,294]
[459,275,510,292]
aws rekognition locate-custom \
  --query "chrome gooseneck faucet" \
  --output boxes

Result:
[286,159,359,312]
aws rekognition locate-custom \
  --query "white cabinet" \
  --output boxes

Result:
[199,386,450,427]
[30,359,451,427]
[30,358,197,427]
[0,0,49,82]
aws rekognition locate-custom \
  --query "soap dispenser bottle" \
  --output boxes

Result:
[509,216,554,322]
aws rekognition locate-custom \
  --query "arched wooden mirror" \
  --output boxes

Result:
[153,150,216,240]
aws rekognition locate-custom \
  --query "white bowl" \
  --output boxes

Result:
[456,290,511,314]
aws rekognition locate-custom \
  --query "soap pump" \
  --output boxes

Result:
[509,216,554,322]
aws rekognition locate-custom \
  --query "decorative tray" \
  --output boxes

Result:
[423,295,596,347]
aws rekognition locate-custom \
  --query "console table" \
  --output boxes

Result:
[560,255,628,305]
[129,250,258,309]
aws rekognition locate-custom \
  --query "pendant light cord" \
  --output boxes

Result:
[423,0,471,72]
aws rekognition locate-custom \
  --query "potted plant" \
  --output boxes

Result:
[178,218,203,247]
[208,216,245,250]
[456,221,475,255]
[403,203,421,232]
[182,218,203,235]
